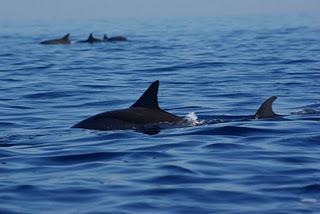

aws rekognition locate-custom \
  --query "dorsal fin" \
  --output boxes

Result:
[255,96,278,119]
[130,80,160,109]
[103,34,107,40]
[62,33,70,40]
[88,33,94,40]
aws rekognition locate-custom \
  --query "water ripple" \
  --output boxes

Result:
[1,15,320,214]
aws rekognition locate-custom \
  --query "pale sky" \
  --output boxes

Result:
[0,0,319,21]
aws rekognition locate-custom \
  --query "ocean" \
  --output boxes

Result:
[1,14,320,213]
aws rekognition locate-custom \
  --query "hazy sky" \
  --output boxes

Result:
[0,0,319,21]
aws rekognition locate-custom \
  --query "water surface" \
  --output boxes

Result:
[1,15,320,213]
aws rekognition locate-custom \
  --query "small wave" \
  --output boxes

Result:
[203,142,247,150]
[301,184,320,194]
[280,59,317,64]
[183,125,276,136]
[160,164,196,175]
[137,174,216,185]
[0,53,14,57]
[44,151,172,165]
[134,61,232,73]
[0,208,20,214]
[23,91,74,99]
[301,198,320,204]
[0,142,20,148]
[131,142,190,151]
[45,151,126,165]
[0,122,16,127]
[117,202,159,211]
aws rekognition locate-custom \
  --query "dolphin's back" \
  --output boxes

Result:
[72,80,182,131]
[72,110,138,131]
[78,33,102,43]
[40,34,70,45]
[72,107,181,130]
[104,34,127,42]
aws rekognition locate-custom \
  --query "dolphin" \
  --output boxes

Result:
[72,80,279,134]
[78,33,102,44]
[40,33,70,45]
[254,96,279,119]
[72,80,181,132]
[103,34,127,42]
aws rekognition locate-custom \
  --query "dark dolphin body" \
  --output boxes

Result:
[103,34,127,42]
[72,81,181,134]
[40,34,70,45]
[72,80,279,134]
[78,33,102,44]
[254,96,279,119]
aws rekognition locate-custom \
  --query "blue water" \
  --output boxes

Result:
[1,15,320,213]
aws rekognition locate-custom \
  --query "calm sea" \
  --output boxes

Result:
[1,15,320,214]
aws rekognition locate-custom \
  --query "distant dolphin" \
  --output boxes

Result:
[103,34,127,42]
[78,33,102,43]
[40,33,70,45]
[72,80,279,133]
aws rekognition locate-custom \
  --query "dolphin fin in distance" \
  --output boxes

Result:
[62,33,70,40]
[40,34,70,45]
[131,80,160,109]
[254,96,278,119]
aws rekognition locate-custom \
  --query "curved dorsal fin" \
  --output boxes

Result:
[130,80,160,109]
[88,33,94,40]
[63,33,70,40]
[255,96,278,119]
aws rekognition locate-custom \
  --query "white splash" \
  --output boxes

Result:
[184,112,204,126]
[301,198,319,204]
[291,108,320,115]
